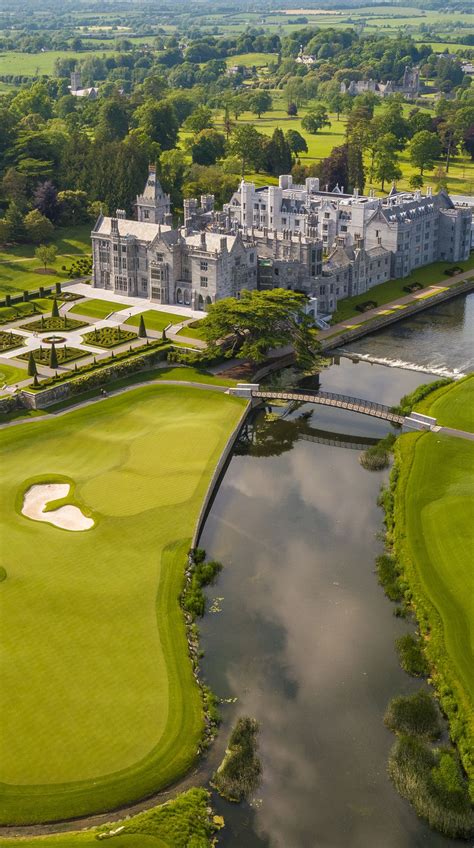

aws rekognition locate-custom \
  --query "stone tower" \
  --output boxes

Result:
[136,165,171,225]
[70,69,82,92]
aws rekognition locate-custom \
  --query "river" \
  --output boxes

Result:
[198,294,473,847]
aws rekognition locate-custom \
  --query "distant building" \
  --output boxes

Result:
[69,69,99,100]
[341,65,420,99]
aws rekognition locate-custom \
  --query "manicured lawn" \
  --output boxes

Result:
[331,254,474,323]
[69,298,128,319]
[0,298,55,325]
[394,376,474,788]
[81,326,137,348]
[0,226,91,297]
[177,320,205,341]
[125,310,185,333]
[0,385,245,823]
[0,362,27,386]
[415,375,474,433]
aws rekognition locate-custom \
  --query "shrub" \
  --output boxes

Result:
[403,281,423,293]
[392,379,452,416]
[182,552,222,620]
[388,737,474,839]
[212,717,261,802]
[396,634,429,677]
[355,299,377,313]
[376,553,403,602]
[384,690,442,739]
[0,566,7,582]
[360,432,396,471]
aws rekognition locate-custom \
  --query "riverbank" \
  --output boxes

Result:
[387,376,474,799]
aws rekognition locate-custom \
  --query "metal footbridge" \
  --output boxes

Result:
[231,384,405,425]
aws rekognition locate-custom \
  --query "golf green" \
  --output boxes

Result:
[394,376,474,785]
[0,385,245,824]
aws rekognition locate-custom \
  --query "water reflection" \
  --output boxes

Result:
[200,360,458,848]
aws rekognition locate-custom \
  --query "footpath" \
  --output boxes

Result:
[318,270,474,350]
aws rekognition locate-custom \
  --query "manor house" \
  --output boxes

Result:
[91,170,472,316]
[222,176,472,281]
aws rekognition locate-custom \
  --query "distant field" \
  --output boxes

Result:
[0,49,116,76]
[214,96,474,195]
[225,52,278,67]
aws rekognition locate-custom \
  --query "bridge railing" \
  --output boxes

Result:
[252,388,394,414]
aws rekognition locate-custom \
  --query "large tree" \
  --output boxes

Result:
[408,130,442,175]
[135,101,179,150]
[229,125,266,176]
[34,180,60,223]
[249,91,272,119]
[301,106,330,135]
[199,289,319,363]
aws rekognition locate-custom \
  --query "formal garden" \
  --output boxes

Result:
[18,344,88,366]
[81,325,137,348]
[0,330,24,352]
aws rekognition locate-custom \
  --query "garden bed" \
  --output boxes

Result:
[20,316,87,332]
[18,346,88,365]
[81,326,137,348]
[0,330,25,351]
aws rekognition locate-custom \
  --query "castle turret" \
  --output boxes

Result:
[136,165,171,225]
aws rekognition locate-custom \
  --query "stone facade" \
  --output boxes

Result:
[91,215,257,310]
[223,178,471,278]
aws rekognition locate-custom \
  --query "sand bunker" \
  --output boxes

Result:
[22,483,94,531]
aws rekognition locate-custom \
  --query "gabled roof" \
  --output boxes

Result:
[92,217,171,242]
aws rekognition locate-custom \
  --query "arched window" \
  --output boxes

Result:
[184,289,191,305]
[176,287,183,304]
[205,296,212,310]
[198,294,204,311]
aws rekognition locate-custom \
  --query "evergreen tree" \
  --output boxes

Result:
[347,143,365,193]
[49,342,58,369]
[320,145,349,192]
[265,129,292,176]
[51,297,59,318]
[4,202,26,243]
[138,315,147,338]
[27,350,37,377]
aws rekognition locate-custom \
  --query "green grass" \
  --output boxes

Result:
[177,320,205,341]
[0,787,215,847]
[0,385,245,823]
[224,52,278,67]
[0,298,55,325]
[414,376,474,433]
[125,310,185,333]
[0,50,117,76]
[0,226,91,297]
[69,298,128,319]
[0,362,27,386]
[331,254,474,323]
[393,376,474,789]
